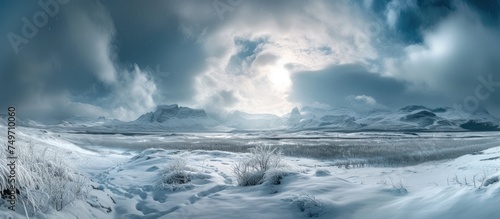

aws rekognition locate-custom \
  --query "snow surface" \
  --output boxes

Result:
[1,124,500,218]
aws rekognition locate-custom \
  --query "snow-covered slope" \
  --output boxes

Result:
[2,124,500,218]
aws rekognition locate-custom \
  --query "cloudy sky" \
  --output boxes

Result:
[1,0,500,121]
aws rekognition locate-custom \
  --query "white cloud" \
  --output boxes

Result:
[346,94,386,112]
[110,65,157,121]
[356,95,377,105]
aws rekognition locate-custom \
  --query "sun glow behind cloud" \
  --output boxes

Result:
[191,0,381,115]
[268,60,292,93]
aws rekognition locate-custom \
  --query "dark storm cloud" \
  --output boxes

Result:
[289,64,447,109]
[386,0,455,44]
[370,0,392,15]
[0,0,210,119]
[100,0,209,103]
[0,0,160,120]
[383,0,500,116]
[1,0,113,110]
[463,0,500,25]
[381,0,500,44]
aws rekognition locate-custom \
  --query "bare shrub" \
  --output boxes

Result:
[158,158,193,191]
[232,145,284,186]
[447,172,490,188]
[232,161,265,186]
[379,176,408,194]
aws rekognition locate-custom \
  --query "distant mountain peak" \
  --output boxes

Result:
[400,110,438,127]
[288,107,302,125]
[136,104,209,123]
[399,105,430,113]
[157,104,179,110]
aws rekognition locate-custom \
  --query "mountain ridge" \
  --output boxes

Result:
[6,104,500,132]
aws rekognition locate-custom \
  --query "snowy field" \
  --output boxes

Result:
[1,125,500,218]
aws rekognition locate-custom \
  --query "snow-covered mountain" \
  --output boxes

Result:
[135,105,211,123]
[369,105,499,131]
[287,106,363,130]
[287,107,302,126]
[124,104,220,131]
[287,105,500,131]
[6,104,499,132]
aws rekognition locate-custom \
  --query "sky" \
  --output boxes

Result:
[1,0,500,121]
